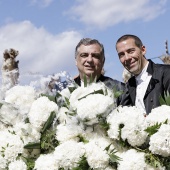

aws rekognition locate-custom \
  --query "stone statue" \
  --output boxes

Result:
[1,48,19,92]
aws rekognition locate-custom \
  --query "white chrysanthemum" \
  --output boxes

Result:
[69,82,114,110]
[0,122,7,131]
[0,154,7,169]
[105,166,117,170]
[8,159,27,170]
[56,122,84,143]
[84,129,114,150]
[144,105,170,128]
[13,122,41,144]
[5,85,36,114]
[0,130,24,163]
[53,140,85,169]
[34,153,58,170]
[149,124,170,157]
[28,96,58,130]
[59,87,71,99]
[76,94,114,125]
[57,107,76,124]
[0,101,23,126]
[117,149,147,170]
[85,140,110,169]
[107,106,147,147]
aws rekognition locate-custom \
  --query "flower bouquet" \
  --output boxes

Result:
[0,74,170,169]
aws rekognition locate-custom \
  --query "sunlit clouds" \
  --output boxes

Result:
[0,21,82,75]
[67,0,167,29]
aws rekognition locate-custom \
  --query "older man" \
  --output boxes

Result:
[74,38,125,92]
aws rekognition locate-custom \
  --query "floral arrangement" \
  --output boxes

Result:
[0,73,170,170]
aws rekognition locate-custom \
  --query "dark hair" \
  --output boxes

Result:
[116,34,143,48]
[75,38,105,60]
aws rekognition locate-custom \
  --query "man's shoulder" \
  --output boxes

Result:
[149,59,170,70]
[150,61,170,77]
[99,75,125,91]
[74,75,81,86]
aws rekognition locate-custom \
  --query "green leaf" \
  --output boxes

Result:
[21,156,36,170]
[24,142,40,149]
[89,74,93,84]
[40,129,59,154]
[99,117,110,131]
[78,89,104,101]
[41,111,56,133]
[55,91,62,101]
[72,156,90,170]
[64,97,70,106]
[108,149,122,164]
[77,135,89,143]
[0,103,3,109]
[83,74,87,87]
[159,91,170,106]
[144,119,168,136]
[112,86,123,99]
[145,153,163,168]
[40,94,56,103]
[68,86,76,93]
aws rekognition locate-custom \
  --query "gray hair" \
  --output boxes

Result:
[75,38,105,60]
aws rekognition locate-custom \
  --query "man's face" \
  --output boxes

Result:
[116,38,147,75]
[76,44,104,80]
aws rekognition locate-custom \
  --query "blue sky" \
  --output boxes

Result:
[0,0,170,84]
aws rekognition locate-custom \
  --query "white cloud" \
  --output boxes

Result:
[0,21,82,77]
[67,0,167,29]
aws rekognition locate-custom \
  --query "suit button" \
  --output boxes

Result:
[150,98,153,102]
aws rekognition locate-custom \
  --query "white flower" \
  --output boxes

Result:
[5,85,36,114]
[57,106,76,124]
[56,122,84,143]
[144,105,170,128]
[69,82,114,110]
[59,87,71,99]
[107,106,147,147]
[28,96,58,131]
[53,140,85,169]
[0,130,24,163]
[0,101,23,126]
[8,160,27,170]
[76,93,114,125]
[149,124,170,157]
[84,129,114,150]
[0,122,7,131]
[0,154,7,169]
[34,153,58,170]
[105,166,117,170]
[85,140,110,169]
[117,149,147,170]
[13,122,41,145]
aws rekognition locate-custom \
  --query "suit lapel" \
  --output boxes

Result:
[144,78,159,99]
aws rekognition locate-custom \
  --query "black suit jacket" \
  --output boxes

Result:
[74,74,125,92]
[118,60,170,114]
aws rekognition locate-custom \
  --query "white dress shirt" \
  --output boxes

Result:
[135,62,152,114]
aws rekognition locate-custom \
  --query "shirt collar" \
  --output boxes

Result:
[135,62,149,82]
